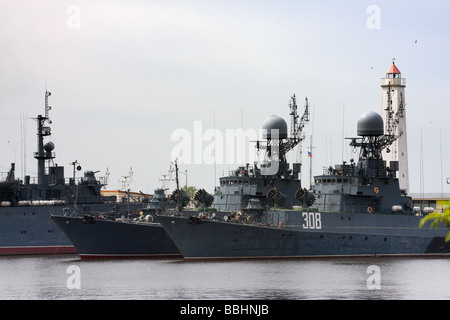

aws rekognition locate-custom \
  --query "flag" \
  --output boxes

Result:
[308,151,312,157]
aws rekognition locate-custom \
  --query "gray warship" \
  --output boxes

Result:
[50,159,205,259]
[0,91,144,255]
[51,188,181,259]
[157,109,450,259]
[50,95,310,259]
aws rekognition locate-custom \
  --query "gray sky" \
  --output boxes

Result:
[1,0,449,195]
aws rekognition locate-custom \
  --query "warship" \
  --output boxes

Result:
[0,91,144,255]
[50,95,310,259]
[156,109,450,259]
[51,188,181,259]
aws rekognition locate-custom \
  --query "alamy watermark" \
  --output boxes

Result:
[66,265,81,289]
[170,121,280,175]
[67,5,81,30]
[366,265,381,290]
[366,5,381,30]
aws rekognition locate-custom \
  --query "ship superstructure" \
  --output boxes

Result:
[312,111,412,214]
[212,95,312,211]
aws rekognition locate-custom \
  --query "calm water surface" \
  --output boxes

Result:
[0,254,449,300]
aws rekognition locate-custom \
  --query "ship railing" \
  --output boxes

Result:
[64,176,108,186]
[320,167,387,179]
[9,175,109,186]
[65,196,117,204]
[33,151,56,159]
[322,166,355,176]
[13,195,118,207]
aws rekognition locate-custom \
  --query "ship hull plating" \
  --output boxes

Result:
[0,206,77,255]
[0,203,141,256]
[157,212,450,260]
[51,215,181,259]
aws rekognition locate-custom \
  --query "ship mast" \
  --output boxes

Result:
[34,91,54,185]
[348,111,402,178]
[256,94,310,178]
[286,95,310,154]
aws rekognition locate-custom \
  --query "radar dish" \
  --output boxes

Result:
[262,115,288,139]
[357,111,384,136]
[44,141,55,152]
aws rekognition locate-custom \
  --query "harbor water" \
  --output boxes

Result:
[0,254,449,300]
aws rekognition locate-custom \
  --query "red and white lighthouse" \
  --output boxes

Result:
[381,61,409,192]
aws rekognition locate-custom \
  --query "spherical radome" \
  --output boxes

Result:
[262,115,288,139]
[357,111,384,136]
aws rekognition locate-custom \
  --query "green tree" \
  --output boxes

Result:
[182,185,197,199]
[419,201,450,242]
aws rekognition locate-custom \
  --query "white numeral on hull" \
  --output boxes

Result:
[302,212,322,229]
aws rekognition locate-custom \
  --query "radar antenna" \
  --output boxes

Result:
[34,91,55,184]
[255,94,310,178]
[45,91,52,123]
[285,95,310,153]
[120,167,133,191]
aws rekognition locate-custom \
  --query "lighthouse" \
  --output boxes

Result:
[381,61,409,192]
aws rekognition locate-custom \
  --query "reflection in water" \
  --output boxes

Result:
[0,255,449,299]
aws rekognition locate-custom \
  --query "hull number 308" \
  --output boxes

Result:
[302,212,322,229]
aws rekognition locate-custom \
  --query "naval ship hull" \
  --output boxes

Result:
[51,215,181,259]
[0,203,142,256]
[157,211,450,260]
[0,206,75,255]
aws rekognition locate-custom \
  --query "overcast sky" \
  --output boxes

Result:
[1,0,449,196]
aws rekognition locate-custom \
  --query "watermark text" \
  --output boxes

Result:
[366,5,381,30]
[66,265,81,289]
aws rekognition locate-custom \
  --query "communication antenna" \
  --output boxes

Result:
[287,95,310,153]
[104,167,110,186]
[160,164,174,190]
[20,112,27,178]
[120,167,133,191]
[70,160,81,181]
[309,104,315,188]
[45,91,52,123]
[34,90,54,184]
